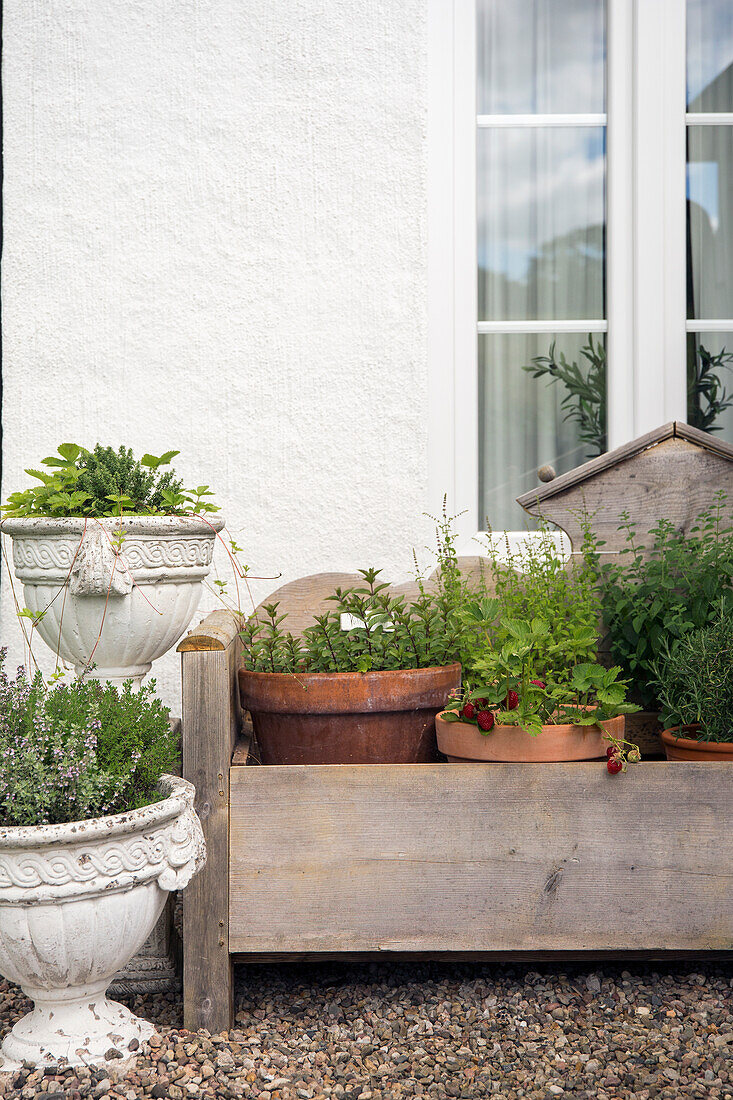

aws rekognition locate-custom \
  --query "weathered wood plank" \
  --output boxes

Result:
[517,421,733,517]
[229,762,733,954]
[181,628,243,1033]
[521,436,733,556]
[178,609,243,652]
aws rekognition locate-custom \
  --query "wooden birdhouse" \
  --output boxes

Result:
[517,421,733,557]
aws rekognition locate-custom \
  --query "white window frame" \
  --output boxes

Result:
[428,0,732,536]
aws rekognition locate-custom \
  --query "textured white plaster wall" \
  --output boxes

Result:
[0,0,430,710]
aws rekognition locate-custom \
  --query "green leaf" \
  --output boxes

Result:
[57,443,82,462]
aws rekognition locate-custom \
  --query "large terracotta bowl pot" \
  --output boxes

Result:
[239,664,461,764]
[661,726,733,761]
[435,711,624,763]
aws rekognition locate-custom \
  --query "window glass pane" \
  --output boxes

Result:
[478,128,605,322]
[687,126,733,319]
[687,0,733,111]
[687,332,733,441]
[477,0,605,115]
[478,333,606,529]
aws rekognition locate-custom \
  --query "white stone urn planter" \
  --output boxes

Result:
[0,776,205,1070]
[1,515,225,686]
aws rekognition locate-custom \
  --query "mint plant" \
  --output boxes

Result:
[0,651,179,826]
[240,506,481,674]
[1,444,219,518]
[240,566,472,673]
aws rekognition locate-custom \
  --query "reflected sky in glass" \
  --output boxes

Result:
[477,0,605,115]
[687,0,733,110]
[478,128,605,321]
[687,126,733,319]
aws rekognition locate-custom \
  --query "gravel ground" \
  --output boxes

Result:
[0,961,732,1099]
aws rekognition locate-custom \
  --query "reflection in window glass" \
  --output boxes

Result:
[687,127,733,320]
[477,0,605,115]
[478,334,606,529]
[478,128,606,322]
[687,332,733,442]
[687,0,733,111]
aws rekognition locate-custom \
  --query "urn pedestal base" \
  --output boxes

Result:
[1,981,155,1071]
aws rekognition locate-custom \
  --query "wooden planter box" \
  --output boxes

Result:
[179,612,733,1035]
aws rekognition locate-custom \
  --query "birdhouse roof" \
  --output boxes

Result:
[516,421,733,511]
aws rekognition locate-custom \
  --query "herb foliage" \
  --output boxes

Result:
[0,653,179,826]
[652,601,733,743]
[1,444,219,518]
[443,523,638,735]
[597,493,733,708]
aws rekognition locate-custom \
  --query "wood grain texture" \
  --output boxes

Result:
[181,628,243,1033]
[517,421,733,514]
[520,436,733,556]
[229,762,733,953]
[624,711,663,756]
[178,610,243,652]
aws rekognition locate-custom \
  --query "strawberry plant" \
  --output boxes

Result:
[442,615,639,739]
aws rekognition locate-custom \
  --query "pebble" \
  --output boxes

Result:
[0,962,731,1098]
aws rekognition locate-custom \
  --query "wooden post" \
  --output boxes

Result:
[178,611,243,1033]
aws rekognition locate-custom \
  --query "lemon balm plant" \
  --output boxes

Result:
[597,493,733,709]
[1,444,224,687]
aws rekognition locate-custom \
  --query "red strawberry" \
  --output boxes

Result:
[530,679,546,689]
[504,690,519,710]
[607,755,623,775]
[477,710,495,732]
[462,702,476,720]
[475,698,488,708]
[606,745,617,758]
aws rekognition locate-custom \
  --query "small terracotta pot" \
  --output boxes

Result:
[239,664,461,765]
[435,711,624,763]
[661,726,733,761]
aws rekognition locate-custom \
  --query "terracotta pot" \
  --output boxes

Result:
[435,711,624,763]
[239,664,461,764]
[661,726,733,761]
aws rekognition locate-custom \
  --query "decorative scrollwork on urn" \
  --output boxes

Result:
[12,536,215,581]
[0,784,206,903]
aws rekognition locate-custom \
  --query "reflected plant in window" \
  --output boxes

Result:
[523,334,606,458]
[687,342,733,433]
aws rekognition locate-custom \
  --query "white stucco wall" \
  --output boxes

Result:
[0,0,431,711]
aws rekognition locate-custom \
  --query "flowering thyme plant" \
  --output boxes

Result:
[0,652,179,826]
